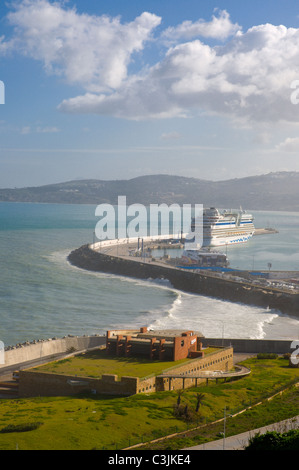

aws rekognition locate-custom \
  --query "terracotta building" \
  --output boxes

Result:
[106,327,205,361]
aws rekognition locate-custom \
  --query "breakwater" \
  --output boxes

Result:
[68,244,299,318]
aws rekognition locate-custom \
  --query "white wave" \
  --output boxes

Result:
[47,249,299,341]
[145,292,288,340]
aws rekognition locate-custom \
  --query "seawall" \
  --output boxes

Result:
[68,245,299,318]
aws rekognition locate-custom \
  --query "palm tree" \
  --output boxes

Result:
[177,389,184,406]
[195,392,205,413]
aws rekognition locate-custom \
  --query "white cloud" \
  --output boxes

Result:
[252,132,271,145]
[4,2,299,124]
[21,126,31,135]
[5,0,161,92]
[36,126,60,133]
[59,23,299,122]
[276,137,299,152]
[162,9,241,42]
[160,131,182,141]
[20,125,60,134]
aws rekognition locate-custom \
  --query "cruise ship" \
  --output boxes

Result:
[186,207,255,248]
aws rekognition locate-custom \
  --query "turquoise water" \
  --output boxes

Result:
[0,203,299,347]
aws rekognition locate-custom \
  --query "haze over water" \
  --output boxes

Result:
[0,203,299,347]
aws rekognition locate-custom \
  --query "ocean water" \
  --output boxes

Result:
[0,202,299,347]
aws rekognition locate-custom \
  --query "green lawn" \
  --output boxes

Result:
[138,386,299,450]
[32,347,219,379]
[0,356,297,450]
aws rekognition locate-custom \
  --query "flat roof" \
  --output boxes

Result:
[107,328,205,341]
[137,329,204,339]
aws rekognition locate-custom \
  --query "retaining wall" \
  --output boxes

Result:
[202,338,294,354]
[1,335,106,370]
[18,371,138,398]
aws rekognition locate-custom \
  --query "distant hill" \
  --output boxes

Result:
[1,171,299,211]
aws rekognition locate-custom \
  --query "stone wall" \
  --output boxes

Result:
[18,370,138,398]
[155,347,234,392]
[137,347,233,394]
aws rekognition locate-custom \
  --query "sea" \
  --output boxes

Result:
[1,202,299,348]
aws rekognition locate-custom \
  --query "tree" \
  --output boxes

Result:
[195,392,205,413]
[177,389,184,406]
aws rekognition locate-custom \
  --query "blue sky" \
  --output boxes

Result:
[2,0,299,187]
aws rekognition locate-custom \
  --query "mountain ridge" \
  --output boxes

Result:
[1,171,299,211]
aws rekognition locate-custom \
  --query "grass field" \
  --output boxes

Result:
[0,356,297,450]
[32,347,219,379]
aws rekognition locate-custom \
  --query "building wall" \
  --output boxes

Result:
[173,332,198,360]
[137,347,233,394]
[154,347,234,392]
[18,370,138,397]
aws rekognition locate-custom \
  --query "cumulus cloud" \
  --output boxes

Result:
[162,9,241,41]
[59,23,299,122]
[5,0,161,91]
[276,137,299,152]
[3,1,299,124]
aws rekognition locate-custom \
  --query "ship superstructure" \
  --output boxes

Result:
[187,207,255,248]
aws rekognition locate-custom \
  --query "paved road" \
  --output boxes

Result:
[184,415,299,450]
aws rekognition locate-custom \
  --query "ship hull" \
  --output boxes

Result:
[189,207,255,248]
[202,232,254,247]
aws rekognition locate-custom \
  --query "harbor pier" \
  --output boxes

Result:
[68,236,299,319]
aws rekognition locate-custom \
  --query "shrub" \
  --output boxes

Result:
[256,353,278,359]
[173,404,196,423]
[0,422,43,433]
[66,346,77,354]
[245,429,299,450]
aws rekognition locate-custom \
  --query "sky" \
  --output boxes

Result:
[2,0,299,187]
